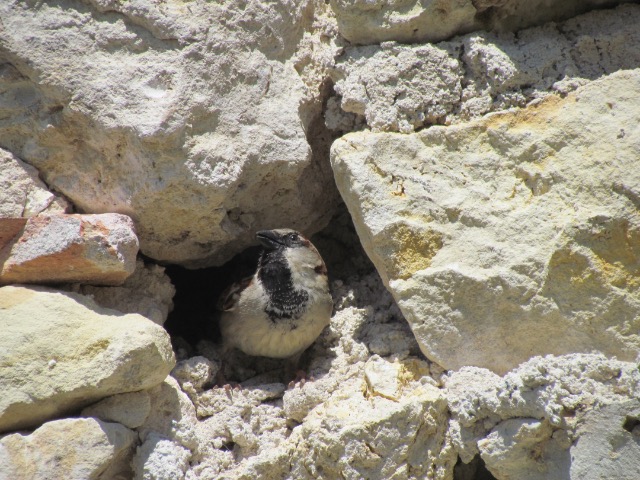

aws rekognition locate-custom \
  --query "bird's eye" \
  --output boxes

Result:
[288,233,297,241]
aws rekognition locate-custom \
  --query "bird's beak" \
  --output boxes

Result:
[256,230,282,250]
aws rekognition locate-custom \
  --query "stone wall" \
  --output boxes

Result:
[1,1,640,479]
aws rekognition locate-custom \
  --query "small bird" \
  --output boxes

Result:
[217,229,332,376]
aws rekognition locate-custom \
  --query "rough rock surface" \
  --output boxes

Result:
[0,213,139,285]
[0,0,340,267]
[445,354,640,479]
[330,0,629,45]
[0,417,137,480]
[331,5,640,132]
[0,285,175,433]
[332,69,640,374]
[76,259,175,324]
[0,147,69,218]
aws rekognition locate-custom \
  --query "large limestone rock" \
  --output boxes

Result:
[0,417,136,480]
[0,214,139,286]
[332,69,640,374]
[331,5,640,133]
[0,0,339,267]
[0,285,175,433]
[330,0,628,45]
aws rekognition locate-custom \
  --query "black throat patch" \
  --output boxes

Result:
[258,248,309,322]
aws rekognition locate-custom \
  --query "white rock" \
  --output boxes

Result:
[82,390,152,429]
[132,433,191,480]
[0,417,136,480]
[0,285,175,433]
[445,354,640,467]
[479,418,571,480]
[570,401,640,480]
[331,5,640,132]
[78,259,175,324]
[332,69,640,373]
[329,0,626,45]
[0,147,68,218]
[0,0,339,266]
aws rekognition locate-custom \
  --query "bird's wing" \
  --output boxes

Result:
[216,276,253,312]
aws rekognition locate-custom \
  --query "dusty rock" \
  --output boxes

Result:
[332,69,640,374]
[0,214,139,286]
[329,0,627,45]
[331,5,640,132]
[570,401,640,480]
[132,433,192,480]
[82,390,152,430]
[0,0,339,267]
[0,417,136,480]
[77,259,175,325]
[445,354,640,473]
[0,285,175,433]
[0,147,69,218]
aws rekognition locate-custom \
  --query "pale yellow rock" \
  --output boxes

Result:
[82,390,151,429]
[0,285,175,433]
[0,417,136,480]
[332,69,640,374]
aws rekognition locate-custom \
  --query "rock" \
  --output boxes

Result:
[288,376,455,479]
[444,354,640,466]
[82,391,151,429]
[0,147,69,219]
[570,401,640,480]
[329,0,624,45]
[0,214,139,286]
[0,285,175,433]
[0,417,136,480]
[77,259,175,324]
[332,69,640,373]
[132,433,191,480]
[331,5,640,132]
[0,0,339,267]
[137,378,199,452]
[478,418,571,480]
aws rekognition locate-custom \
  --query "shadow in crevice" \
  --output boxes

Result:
[454,455,497,480]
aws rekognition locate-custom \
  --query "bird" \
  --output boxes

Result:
[216,228,332,381]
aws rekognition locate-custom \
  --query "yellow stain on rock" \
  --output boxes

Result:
[379,223,443,280]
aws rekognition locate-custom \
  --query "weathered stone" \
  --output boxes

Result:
[331,5,640,132]
[78,259,175,324]
[570,401,640,480]
[82,390,151,429]
[0,285,175,433]
[0,147,69,219]
[132,433,191,480]
[444,354,640,466]
[0,417,136,480]
[0,0,339,267]
[332,69,640,373]
[329,0,627,45]
[0,214,139,286]
[478,418,571,480]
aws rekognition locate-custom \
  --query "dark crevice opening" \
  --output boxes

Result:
[454,455,496,480]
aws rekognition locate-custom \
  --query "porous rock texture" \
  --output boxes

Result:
[329,0,630,45]
[76,258,176,325]
[330,4,640,132]
[0,0,340,267]
[332,69,640,374]
[0,213,139,285]
[1,1,640,479]
[445,354,640,479]
[0,285,175,433]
